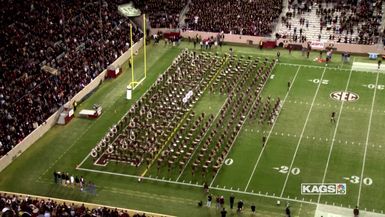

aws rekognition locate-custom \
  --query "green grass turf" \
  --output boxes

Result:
[1,41,385,216]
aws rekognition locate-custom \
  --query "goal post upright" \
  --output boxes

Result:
[143,14,147,79]
[130,23,135,86]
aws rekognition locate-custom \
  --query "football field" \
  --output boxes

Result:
[1,42,385,217]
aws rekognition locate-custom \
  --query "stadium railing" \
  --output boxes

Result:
[151,28,385,54]
[0,190,174,217]
[0,38,144,172]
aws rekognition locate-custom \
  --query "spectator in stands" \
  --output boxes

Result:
[185,0,283,36]
[131,0,187,28]
[0,193,149,217]
[0,0,143,157]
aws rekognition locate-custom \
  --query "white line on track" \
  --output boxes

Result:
[280,67,327,197]
[357,67,381,206]
[317,68,354,203]
[244,66,301,191]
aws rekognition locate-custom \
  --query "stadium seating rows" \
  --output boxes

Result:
[0,0,142,156]
[1,0,384,157]
[0,192,153,217]
[185,0,283,36]
[276,0,384,44]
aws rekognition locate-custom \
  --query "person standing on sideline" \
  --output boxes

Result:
[73,101,78,111]
[221,208,227,217]
[207,194,212,207]
[262,136,266,147]
[331,112,336,123]
[353,206,359,217]
[277,51,280,61]
[288,45,292,54]
[219,196,225,208]
[216,196,220,209]
[203,182,209,193]
[237,200,244,212]
[286,205,291,217]
[251,204,256,213]
[229,194,235,209]
[378,59,382,69]
[53,171,58,184]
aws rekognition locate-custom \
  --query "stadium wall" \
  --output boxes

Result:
[151,28,385,55]
[0,38,144,172]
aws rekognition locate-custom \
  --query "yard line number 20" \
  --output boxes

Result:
[277,166,301,175]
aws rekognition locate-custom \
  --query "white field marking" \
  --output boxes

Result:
[41,118,97,178]
[298,203,303,217]
[357,68,381,206]
[244,66,301,191]
[210,61,277,188]
[280,67,327,197]
[279,59,385,75]
[77,167,203,187]
[317,67,354,203]
[176,98,228,181]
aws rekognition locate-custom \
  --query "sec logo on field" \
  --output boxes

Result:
[330,91,359,102]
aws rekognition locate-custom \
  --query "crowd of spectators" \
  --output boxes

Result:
[184,0,283,36]
[0,0,143,157]
[132,0,188,28]
[285,0,384,44]
[0,193,148,217]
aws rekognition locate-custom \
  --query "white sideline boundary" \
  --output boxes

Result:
[317,68,354,203]
[357,67,381,206]
[74,166,385,216]
[278,62,385,74]
[280,67,327,197]
[244,66,302,191]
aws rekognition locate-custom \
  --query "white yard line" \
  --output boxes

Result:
[357,69,381,206]
[176,98,229,181]
[244,66,302,191]
[280,67,327,197]
[317,68,354,203]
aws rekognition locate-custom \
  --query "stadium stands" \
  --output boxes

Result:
[276,0,384,44]
[131,0,188,28]
[0,0,142,157]
[0,192,166,217]
[184,0,283,36]
[2,0,384,159]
